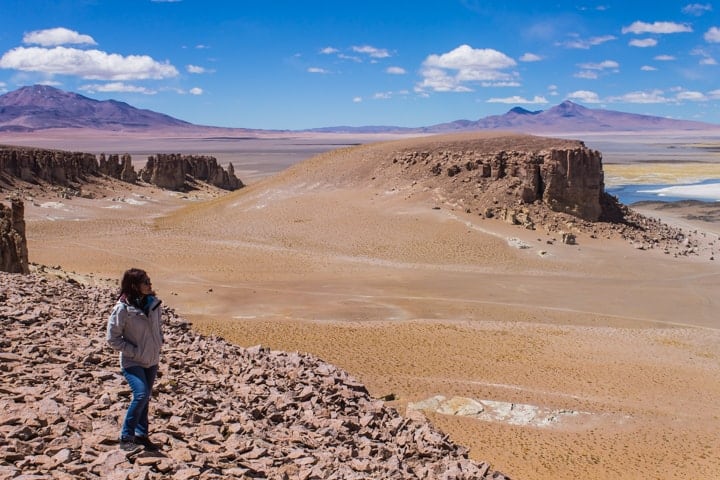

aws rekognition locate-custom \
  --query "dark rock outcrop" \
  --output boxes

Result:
[0,271,509,479]
[139,154,243,191]
[391,144,604,222]
[0,146,99,186]
[0,146,243,193]
[139,154,186,190]
[98,153,138,184]
[0,200,29,273]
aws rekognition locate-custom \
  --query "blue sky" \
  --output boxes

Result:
[1,0,719,129]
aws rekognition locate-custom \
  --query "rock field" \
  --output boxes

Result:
[0,271,509,480]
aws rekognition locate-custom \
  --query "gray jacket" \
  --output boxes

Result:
[106,297,163,369]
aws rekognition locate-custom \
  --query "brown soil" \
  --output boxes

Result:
[4,131,720,480]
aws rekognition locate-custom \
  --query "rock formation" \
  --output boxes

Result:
[139,154,186,190]
[357,134,710,255]
[0,146,243,193]
[0,146,99,186]
[139,154,243,191]
[0,271,509,479]
[98,153,137,184]
[0,200,29,273]
[389,144,604,222]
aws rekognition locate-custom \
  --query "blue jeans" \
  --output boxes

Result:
[120,365,158,439]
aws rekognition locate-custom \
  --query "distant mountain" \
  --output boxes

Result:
[449,100,719,133]
[1,85,718,134]
[0,85,192,132]
[315,101,720,134]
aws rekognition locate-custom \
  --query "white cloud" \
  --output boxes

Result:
[352,96,362,103]
[481,81,521,87]
[690,47,718,64]
[79,82,156,94]
[622,21,692,34]
[487,95,548,104]
[557,35,616,49]
[574,70,599,79]
[519,53,542,62]
[386,66,406,74]
[682,3,712,16]
[186,64,208,74]
[320,47,338,54]
[654,54,676,60]
[629,38,658,47]
[611,89,669,103]
[641,65,658,71]
[416,67,471,92]
[0,46,178,80]
[676,90,707,100]
[578,60,619,70]
[708,89,720,99]
[307,67,329,74]
[576,60,619,78]
[337,53,362,62]
[705,27,720,42]
[567,90,601,103]
[548,84,559,96]
[23,27,96,47]
[417,44,517,92]
[195,44,210,49]
[189,87,203,95]
[351,45,390,58]
[373,92,392,100]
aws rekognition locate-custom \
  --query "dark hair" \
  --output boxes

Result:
[119,268,149,304]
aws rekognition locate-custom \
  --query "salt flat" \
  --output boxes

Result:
[4,129,720,480]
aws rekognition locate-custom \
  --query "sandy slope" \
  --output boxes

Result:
[13,132,720,479]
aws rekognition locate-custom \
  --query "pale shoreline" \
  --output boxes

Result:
[638,182,720,201]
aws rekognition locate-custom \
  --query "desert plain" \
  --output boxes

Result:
[2,129,720,480]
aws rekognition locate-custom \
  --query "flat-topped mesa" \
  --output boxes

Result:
[139,153,244,191]
[0,199,29,273]
[384,137,604,222]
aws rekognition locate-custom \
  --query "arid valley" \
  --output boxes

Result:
[2,129,720,480]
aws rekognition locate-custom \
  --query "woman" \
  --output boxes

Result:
[106,268,163,452]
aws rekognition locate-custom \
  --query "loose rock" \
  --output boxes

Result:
[0,271,510,479]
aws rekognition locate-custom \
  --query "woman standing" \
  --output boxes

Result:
[106,268,163,452]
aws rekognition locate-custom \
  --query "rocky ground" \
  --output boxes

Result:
[0,270,509,480]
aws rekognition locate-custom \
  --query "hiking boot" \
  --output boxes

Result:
[119,437,142,453]
[134,435,160,452]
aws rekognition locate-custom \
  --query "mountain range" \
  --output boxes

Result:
[1,84,718,134]
[0,85,191,132]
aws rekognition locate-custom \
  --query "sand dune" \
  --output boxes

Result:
[15,132,720,479]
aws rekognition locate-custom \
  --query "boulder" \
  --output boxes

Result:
[0,200,29,273]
